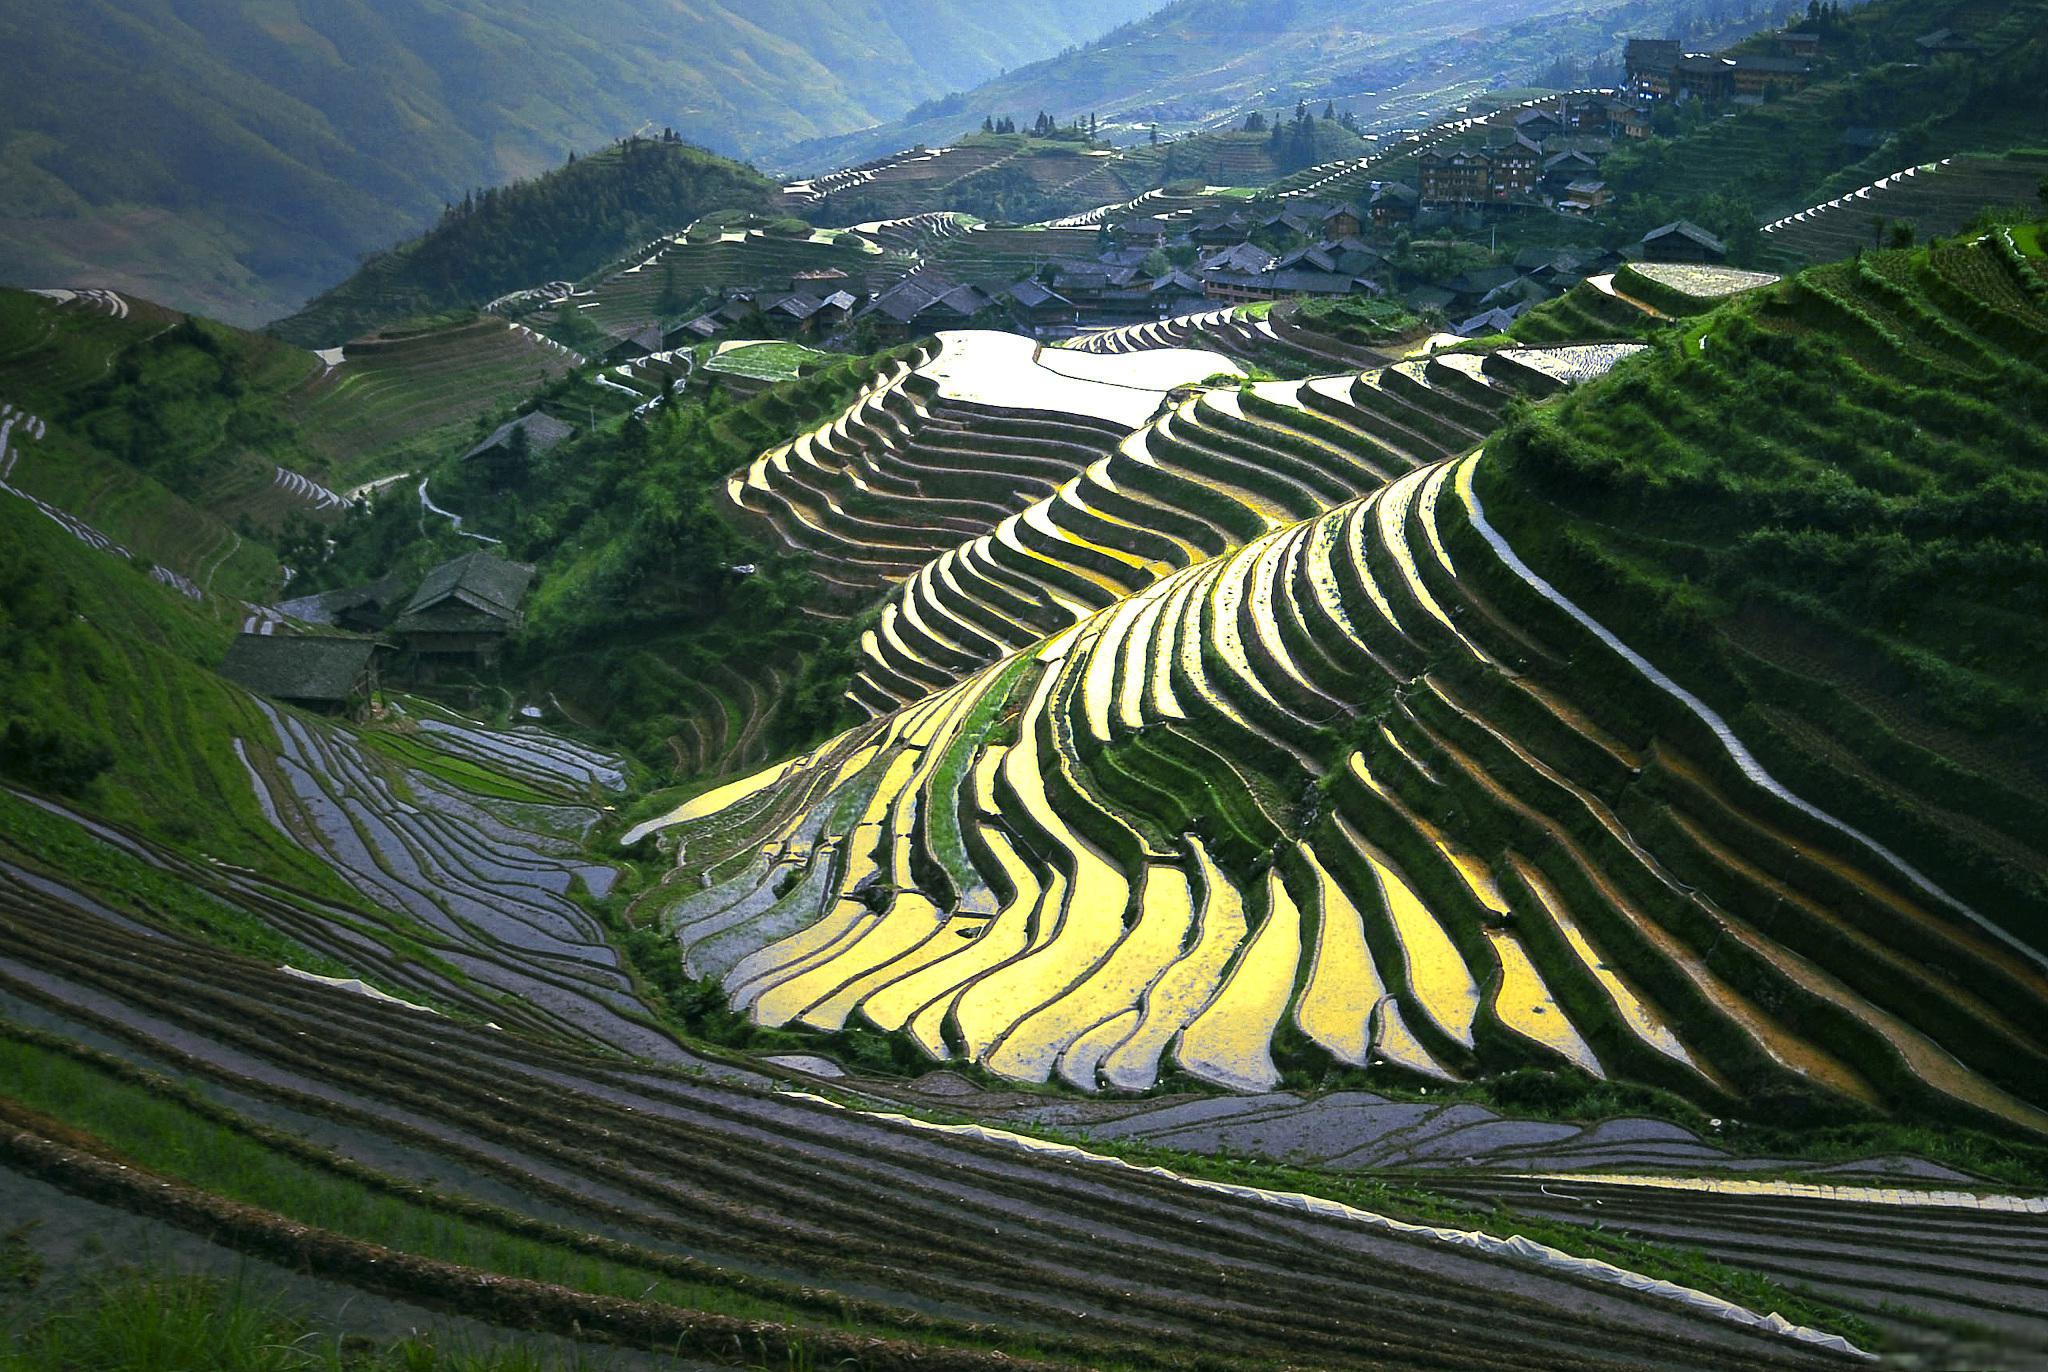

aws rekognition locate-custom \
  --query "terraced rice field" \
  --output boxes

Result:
[548,229,900,336]
[0,399,258,598]
[1763,152,2048,265]
[288,317,576,473]
[1063,302,1397,377]
[781,144,1020,211]
[229,699,673,1057]
[651,377,2048,1154]
[0,895,1869,1371]
[927,226,1109,288]
[848,345,1613,713]
[728,330,1238,599]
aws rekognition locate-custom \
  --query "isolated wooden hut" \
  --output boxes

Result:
[392,550,534,676]
[219,634,380,717]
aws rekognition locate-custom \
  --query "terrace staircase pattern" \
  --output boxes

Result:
[727,342,1141,600]
[654,438,2048,1139]
[848,347,1569,715]
[1763,152,2048,265]
[0,888,1857,1372]
[1432,1173,2048,1368]
[287,317,576,469]
[229,702,673,1060]
[1063,303,1394,376]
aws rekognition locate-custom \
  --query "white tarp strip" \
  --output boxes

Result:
[780,1091,1870,1358]
[279,965,438,1014]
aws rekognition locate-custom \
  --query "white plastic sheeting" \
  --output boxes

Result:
[780,1091,1871,1359]
[1454,453,2047,976]
[279,965,438,1014]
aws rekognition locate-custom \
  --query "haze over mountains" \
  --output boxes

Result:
[0,0,1157,324]
[776,0,1749,174]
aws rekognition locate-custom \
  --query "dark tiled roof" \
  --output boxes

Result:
[1200,243,1276,275]
[931,284,993,317]
[764,293,823,319]
[461,412,576,463]
[220,634,376,703]
[1007,279,1072,309]
[274,572,409,627]
[1643,219,1727,254]
[606,323,664,354]
[865,274,954,323]
[397,550,534,629]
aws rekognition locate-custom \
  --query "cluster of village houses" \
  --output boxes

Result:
[627,191,1728,347]
[608,28,1849,354]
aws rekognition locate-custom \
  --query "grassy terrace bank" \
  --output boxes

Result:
[1479,225,2048,943]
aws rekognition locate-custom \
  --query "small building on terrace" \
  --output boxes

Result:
[1641,219,1728,263]
[462,412,576,488]
[391,550,535,676]
[219,633,381,718]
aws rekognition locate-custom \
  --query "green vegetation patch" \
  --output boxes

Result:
[702,341,827,383]
[1484,228,2048,943]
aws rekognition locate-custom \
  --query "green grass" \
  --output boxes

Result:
[1484,227,2048,947]
[355,730,561,806]
[0,1030,873,1332]
[703,342,827,383]
[0,791,345,977]
[0,1269,652,1371]
[0,498,357,900]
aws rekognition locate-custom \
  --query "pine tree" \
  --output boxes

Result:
[654,264,686,320]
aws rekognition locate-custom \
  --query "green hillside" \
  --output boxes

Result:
[0,0,1157,326]
[1483,230,2048,935]
[1599,0,2048,243]
[271,136,778,348]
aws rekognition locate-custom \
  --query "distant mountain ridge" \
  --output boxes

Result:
[769,0,1779,174]
[0,0,1160,326]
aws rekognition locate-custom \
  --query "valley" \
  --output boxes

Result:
[2,0,2046,1367]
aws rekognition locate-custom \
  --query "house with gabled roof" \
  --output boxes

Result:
[462,412,576,487]
[602,323,664,362]
[1006,279,1078,330]
[1641,219,1727,263]
[1199,242,1277,276]
[219,633,381,718]
[1369,181,1419,226]
[392,549,535,675]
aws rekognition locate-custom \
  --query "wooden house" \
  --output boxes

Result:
[1641,220,1727,263]
[392,550,535,676]
[462,412,576,487]
[219,634,380,718]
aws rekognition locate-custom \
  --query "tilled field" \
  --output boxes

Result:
[0,878,1860,1371]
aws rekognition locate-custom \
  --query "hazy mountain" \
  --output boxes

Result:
[772,0,1749,172]
[0,0,1160,325]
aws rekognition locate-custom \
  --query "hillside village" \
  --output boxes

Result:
[3,0,2048,1367]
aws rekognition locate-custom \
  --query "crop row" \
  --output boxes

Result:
[653,438,2048,1139]
[728,337,1185,601]
[850,347,1620,715]
[0,860,1854,1371]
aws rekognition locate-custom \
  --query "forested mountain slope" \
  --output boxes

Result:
[774,0,1779,174]
[0,0,1158,325]
[271,136,778,348]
